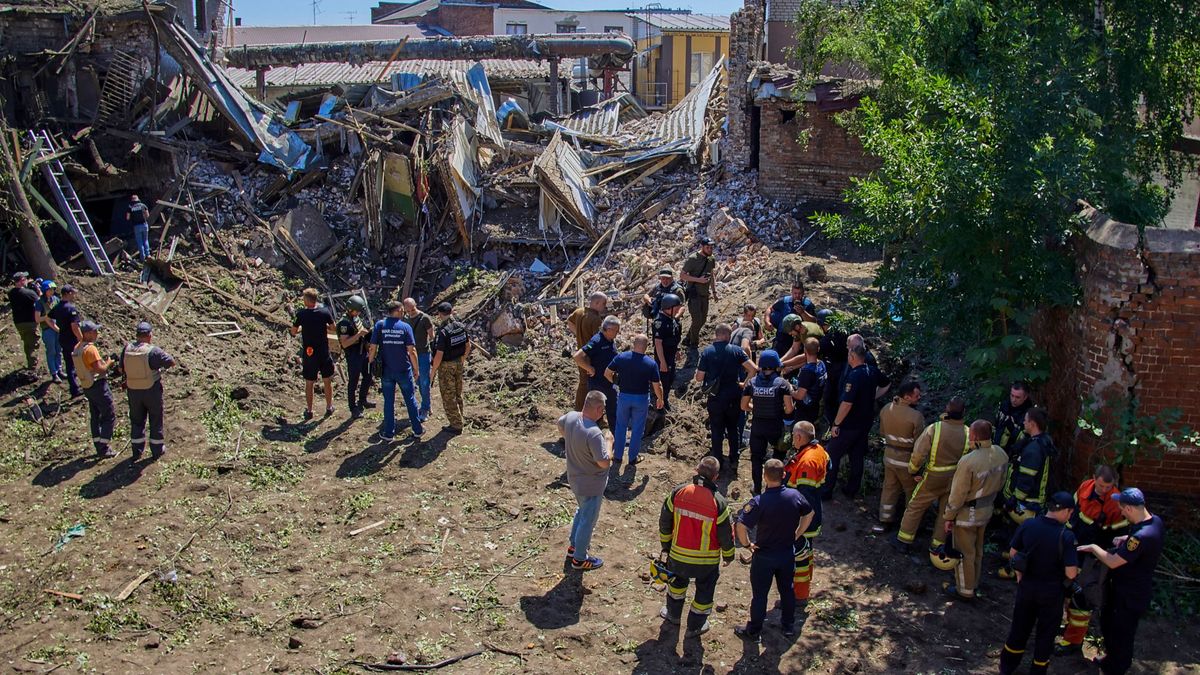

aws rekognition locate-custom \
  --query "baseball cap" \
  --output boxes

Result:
[435,301,453,315]
[135,321,153,335]
[80,320,102,333]
[61,284,76,294]
[1112,487,1145,506]
[658,268,674,277]
[699,236,715,246]
[11,271,28,281]
[41,280,57,292]
[1046,491,1075,511]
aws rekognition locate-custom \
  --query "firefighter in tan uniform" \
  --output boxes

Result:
[940,420,1009,600]
[891,398,969,554]
[873,381,925,533]
[119,321,176,459]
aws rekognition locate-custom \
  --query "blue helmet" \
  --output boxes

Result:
[816,309,835,326]
[40,279,57,293]
[758,349,782,370]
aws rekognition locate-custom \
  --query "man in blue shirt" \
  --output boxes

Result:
[824,344,879,500]
[604,333,663,465]
[768,282,818,353]
[694,323,758,475]
[368,301,423,441]
[574,315,621,428]
[733,458,814,641]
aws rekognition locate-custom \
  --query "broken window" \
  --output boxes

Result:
[556,23,578,34]
[505,23,528,35]
[689,52,713,89]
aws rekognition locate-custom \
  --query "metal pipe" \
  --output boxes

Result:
[222,33,637,70]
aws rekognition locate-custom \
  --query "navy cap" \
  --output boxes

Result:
[61,284,76,294]
[435,301,453,315]
[12,271,29,281]
[79,320,102,333]
[135,321,153,335]
[1046,491,1075,510]
[1112,487,1145,506]
[699,236,715,246]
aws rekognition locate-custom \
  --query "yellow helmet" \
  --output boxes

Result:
[649,559,675,585]
[929,543,963,571]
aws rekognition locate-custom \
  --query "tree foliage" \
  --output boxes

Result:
[794,0,1200,396]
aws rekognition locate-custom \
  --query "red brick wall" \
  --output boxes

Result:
[757,100,878,204]
[428,5,495,36]
[1038,207,1200,496]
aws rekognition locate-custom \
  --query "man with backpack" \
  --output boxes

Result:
[694,324,757,475]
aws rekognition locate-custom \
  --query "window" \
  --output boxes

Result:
[556,23,578,33]
[604,25,624,34]
[194,0,206,32]
[689,52,713,88]
[505,23,528,35]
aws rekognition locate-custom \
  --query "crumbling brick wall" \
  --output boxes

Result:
[421,5,496,36]
[1038,208,1200,496]
[724,1,762,170]
[757,100,877,204]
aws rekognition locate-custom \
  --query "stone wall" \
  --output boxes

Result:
[757,99,877,204]
[1039,206,1200,496]
[724,0,762,171]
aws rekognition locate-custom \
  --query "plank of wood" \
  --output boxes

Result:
[349,520,387,537]
[114,571,153,601]
[179,268,292,327]
[43,589,83,601]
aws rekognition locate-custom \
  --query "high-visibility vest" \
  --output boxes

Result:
[663,482,732,566]
[910,421,968,474]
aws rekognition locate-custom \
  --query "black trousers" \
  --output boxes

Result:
[664,561,720,632]
[659,361,676,409]
[61,341,81,396]
[128,384,165,456]
[1000,582,1064,675]
[83,380,116,454]
[707,395,741,469]
[823,363,846,426]
[345,350,374,408]
[1099,591,1144,674]
[748,550,796,632]
[823,425,869,499]
[749,419,784,493]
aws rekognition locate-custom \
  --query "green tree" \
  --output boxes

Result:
[795,0,1200,399]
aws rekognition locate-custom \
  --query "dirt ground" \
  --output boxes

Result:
[1,239,1198,675]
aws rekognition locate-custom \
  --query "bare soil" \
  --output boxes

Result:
[1,241,1197,675]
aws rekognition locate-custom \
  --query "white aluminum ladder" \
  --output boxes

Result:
[26,129,115,276]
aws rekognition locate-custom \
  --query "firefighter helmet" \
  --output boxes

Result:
[649,559,676,585]
[929,542,963,571]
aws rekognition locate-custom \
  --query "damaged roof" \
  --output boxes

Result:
[549,93,647,138]
[627,13,729,32]
[229,25,431,47]
[0,0,144,13]
[226,59,560,89]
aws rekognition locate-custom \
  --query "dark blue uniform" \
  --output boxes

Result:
[769,295,816,353]
[699,341,750,471]
[1099,515,1165,675]
[338,313,373,411]
[652,311,682,408]
[737,485,812,633]
[742,373,792,494]
[581,331,618,425]
[793,359,827,425]
[1001,516,1079,675]
[823,362,877,500]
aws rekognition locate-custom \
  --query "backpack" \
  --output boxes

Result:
[1073,555,1108,611]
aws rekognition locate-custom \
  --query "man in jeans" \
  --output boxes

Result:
[604,333,664,465]
[368,301,423,441]
[403,297,435,421]
[559,390,612,571]
[126,194,151,260]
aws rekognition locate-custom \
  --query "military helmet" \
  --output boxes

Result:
[659,293,682,310]
[781,313,803,334]
[347,295,368,312]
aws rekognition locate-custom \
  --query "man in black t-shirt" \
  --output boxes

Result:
[694,323,758,475]
[823,344,878,500]
[48,285,84,397]
[290,287,335,420]
[431,302,472,433]
[337,295,374,416]
[8,272,41,370]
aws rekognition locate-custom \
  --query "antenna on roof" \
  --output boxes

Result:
[311,0,323,25]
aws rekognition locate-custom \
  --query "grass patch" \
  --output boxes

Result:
[84,597,148,639]
[343,490,376,523]
[245,462,305,490]
[201,385,246,446]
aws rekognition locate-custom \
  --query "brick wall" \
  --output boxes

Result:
[427,4,495,36]
[1037,206,1200,496]
[724,0,762,170]
[757,99,878,204]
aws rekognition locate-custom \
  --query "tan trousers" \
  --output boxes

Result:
[574,368,589,411]
[953,524,985,597]
[879,448,917,523]
[438,359,464,429]
[897,471,954,546]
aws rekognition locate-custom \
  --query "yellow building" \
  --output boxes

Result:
[628,13,729,108]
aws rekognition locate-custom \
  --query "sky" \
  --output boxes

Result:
[229,0,743,25]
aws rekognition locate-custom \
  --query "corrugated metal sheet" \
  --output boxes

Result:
[551,92,647,137]
[627,13,730,32]
[227,59,556,89]
[534,131,598,233]
[651,57,723,156]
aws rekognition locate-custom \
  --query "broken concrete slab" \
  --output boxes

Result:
[274,204,334,261]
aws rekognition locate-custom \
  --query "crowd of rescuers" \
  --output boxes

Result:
[6,238,1168,672]
[556,237,1165,671]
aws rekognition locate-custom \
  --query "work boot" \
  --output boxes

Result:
[943,584,974,602]
[889,537,913,555]
[871,523,893,534]
[684,620,710,639]
[733,624,761,642]
[1054,641,1082,657]
[303,409,314,421]
[659,605,680,625]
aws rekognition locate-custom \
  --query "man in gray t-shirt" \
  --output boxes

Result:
[559,390,612,571]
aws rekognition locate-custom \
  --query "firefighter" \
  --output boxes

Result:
[873,381,925,533]
[119,322,176,460]
[1002,407,1058,525]
[940,420,1009,600]
[994,381,1033,455]
[1055,465,1127,656]
[892,398,969,555]
[783,420,829,605]
[657,456,734,638]
[741,349,793,495]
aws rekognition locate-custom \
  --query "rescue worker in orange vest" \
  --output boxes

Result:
[873,381,925,533]
[1055,465,1128,656]
[119,321,176,460]
[941,420,1009,601]
[891,397,969,555]
[73,321,117,458]
[783,420,829,605]
[657,456,734,638]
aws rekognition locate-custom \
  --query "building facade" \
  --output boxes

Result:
[628,13,729,108]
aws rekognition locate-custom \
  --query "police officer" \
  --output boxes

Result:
[48,284,83,397]
[652,293,683,410]
[119,322,175,460]
[733,458,814,641]
[337,295,374,416]
[741,350,793,494]
[941,420,1008,601]
[1000,491,1079,675]
[73,321,117,458]
[695,323,757,475]
[431,301,471,434]
[1056,465,1127,655]
[657,456,734,639]
[823,344,876,500]
[789,337,827,427]
[1076,488,1165,675]
[574,315,621,428]
[782,421,829,605]
[817,310,849,427]
[679,236,717,356]
[874,381,925,533]
[368,301,422,441]
[893,398,968,554]
[642,268,684,320]
[994,381,1033,455]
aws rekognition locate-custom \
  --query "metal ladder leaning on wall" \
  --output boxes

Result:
[25,129,115,276]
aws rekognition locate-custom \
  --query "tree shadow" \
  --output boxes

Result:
[78,455,147,499]
[302,415,356,454]
[32,454,101,488]
[336,438,408,479]
[518,558,584,630]
[1,378,51,408]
